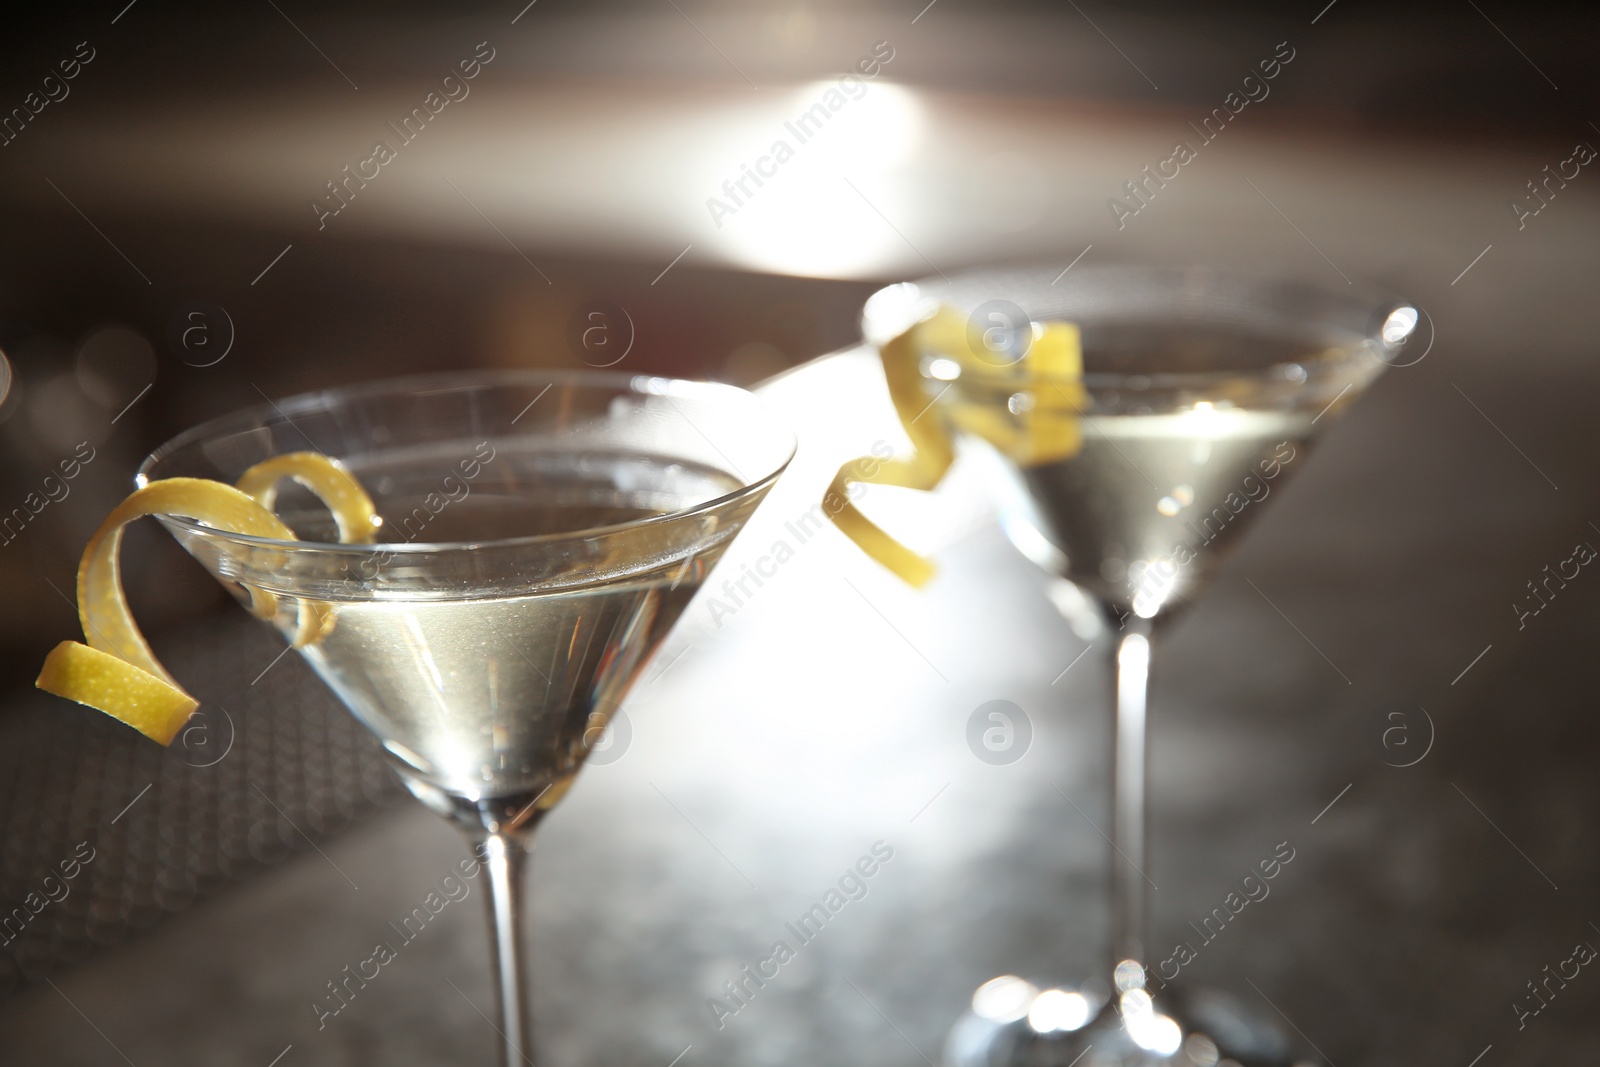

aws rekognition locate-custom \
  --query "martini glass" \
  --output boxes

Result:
[136,370,794,1066]
[861,267,1415,1067]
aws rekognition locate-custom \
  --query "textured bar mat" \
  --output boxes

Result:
[0,612,406,1000]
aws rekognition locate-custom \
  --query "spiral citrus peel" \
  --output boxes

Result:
[36,453,378,745]
[826,306,1087,586]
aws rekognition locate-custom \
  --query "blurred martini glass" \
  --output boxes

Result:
[138,371,794,1067]
[861,267,1413,1066]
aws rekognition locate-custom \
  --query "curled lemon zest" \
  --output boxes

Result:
[236,452,379,544]
[37,454,378,745]
[826,326,954,588]
[827,305,1086,585]
[234,452,377,648]
[37,642,199,747]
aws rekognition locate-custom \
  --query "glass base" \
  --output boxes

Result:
[945,978,1317,1067]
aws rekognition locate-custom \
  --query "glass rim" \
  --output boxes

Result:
[137,368,797,556]
[863,262,1420,391]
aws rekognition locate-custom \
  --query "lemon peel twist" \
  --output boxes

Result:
[826,305,1088,586]
[36,453,377,745]
[236,453,379,545]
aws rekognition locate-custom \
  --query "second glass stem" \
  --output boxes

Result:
[1108,616,1154,972]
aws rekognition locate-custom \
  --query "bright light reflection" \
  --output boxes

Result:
[383,739,431,773]
[796,78,921,168]
[1125,1007,1183,1055]
[1382,306,1419,345]
[972,976,1037,1022]
[1118,634,1151,693]
[1130,398,1298,445]
[1028,989,1092,1033]
[1131,559,1177,619]
[1175,400,1226,441]
[861,281,935,344]
[1117,986,1182,1054]
[927,357,961,381]
[403,615,447,694]
[711,81,925,278]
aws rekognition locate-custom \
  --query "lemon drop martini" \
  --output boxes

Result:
[36,371,794,1067]
[829,266,1415,1067]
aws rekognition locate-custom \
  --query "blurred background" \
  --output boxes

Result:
[1,0,1596,677]
[2,1,1599,1064]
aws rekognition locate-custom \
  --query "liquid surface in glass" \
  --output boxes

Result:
[265,445,740,806]
[949,322,1381,614]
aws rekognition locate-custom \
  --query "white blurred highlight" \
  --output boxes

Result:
[1027,988,1093,1033]
[971,975,1037,1023]
[713,81,925,278]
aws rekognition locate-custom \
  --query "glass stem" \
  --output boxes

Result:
[480,832,534,1067]
[1107,614,1154,973]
